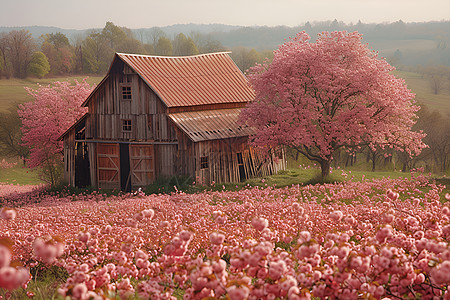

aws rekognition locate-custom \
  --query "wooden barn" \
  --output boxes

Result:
[60,52,285,191]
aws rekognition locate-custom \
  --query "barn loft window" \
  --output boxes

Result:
[237,152,244,165]
[200,156,209,169]
[122,119,132,132]
[122,86,132,100]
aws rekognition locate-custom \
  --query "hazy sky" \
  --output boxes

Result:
[1,0,449,29]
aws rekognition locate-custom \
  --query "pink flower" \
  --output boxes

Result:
[72,283,88,299]
[280,275,297,291]
[430,261,450,285]
[227,285,250,300]
[142,209,155,219]
[0,245,11,268]
[298,231,311,243]
[252,217,269,231]
[0,267,30,291]
[33,238,64,264]
[179,230,193,242]
[0,208,16,220]
[78,232,90,243]
[376,225,393,244]
[386,189,399,200]
[212,259,226,273]
[125,218,137,228]
[330,211,343,222]
[210,232,225,245]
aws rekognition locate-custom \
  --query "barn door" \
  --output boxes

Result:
[97,143,120,190]
[120,143,131,192]
[75,142,90,188]
[129,144,155,188]
[237,152,246,182]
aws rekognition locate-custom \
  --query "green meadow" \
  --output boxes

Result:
[0,76,103,111]
[394,70,450,113]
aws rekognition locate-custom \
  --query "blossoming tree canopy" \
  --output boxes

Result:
[240,31,427,177]
[18,80,93,183]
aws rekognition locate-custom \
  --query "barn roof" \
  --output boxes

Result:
[115,52,255,108]
[168,108,255,142]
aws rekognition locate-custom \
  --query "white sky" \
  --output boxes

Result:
[1,0,449,29]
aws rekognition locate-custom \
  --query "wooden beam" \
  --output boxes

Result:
[75,139,178,145]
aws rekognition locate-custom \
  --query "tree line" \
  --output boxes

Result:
[0,22,272,79]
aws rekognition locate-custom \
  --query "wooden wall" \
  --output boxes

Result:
[63,129,76,186]
[129,144,155,189]
[86,63,176,142]
[96,143,120,190]
[192,137,285,185]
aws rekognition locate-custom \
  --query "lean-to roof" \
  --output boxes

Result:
[168,108,254,142]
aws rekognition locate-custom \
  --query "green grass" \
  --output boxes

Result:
[244,168,409,188]
[181,167,421,195]
[0,75,103,112]
[394,70,450,113]
[0,163,44,185]
[0,265,68,300]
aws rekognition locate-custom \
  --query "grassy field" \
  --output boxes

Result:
[0,162,437,192]
[394,70,450,113]
[0,75,103,112]
[1,154,448,194]
[0,163,43,185]
[144,165,449,196]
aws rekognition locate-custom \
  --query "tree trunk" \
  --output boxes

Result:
[372,151,376,172]
[345,155,350,167]
[320,159,331,179]
[402,162,408,172]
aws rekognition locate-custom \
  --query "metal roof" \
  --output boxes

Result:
[117,52,255,108]
[168,108,255,142]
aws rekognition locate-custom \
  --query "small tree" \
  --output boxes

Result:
[18,80,93,185]
[173,33,199,56]
[0,104,29,164]
[240,31,427,178]
[28,51,50,78]
[155,37,173,56]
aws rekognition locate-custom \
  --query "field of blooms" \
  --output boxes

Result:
[0,171,449,299]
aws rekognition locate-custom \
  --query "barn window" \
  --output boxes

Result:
[122,86,132,100]
[200,156,209,169]
[237,152,244,165]
[122,119,132,132]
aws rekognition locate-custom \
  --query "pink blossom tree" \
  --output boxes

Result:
[18,79,93,185]
[240,31,427,178]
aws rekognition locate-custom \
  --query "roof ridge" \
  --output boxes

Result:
[116,52,232,59]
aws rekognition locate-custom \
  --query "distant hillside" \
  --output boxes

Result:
[0,24,240,42]
[138,23,240,37]
[1,20,449,66]
[0,26,89,41]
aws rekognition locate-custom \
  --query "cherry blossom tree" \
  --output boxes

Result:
[240,31,427,178]
[18,80,93,185]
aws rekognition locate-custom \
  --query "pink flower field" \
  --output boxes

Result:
[0,173,449,299]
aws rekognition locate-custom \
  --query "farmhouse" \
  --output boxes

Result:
[60,52,285,191]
